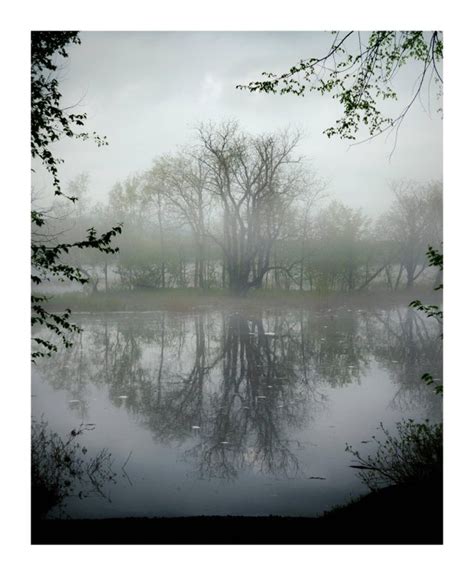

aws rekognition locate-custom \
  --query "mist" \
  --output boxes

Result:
[31,31,443,545]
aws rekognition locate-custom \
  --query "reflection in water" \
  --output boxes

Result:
[370,308,442,417]
[182,314,307,480]
[34,305,442,516]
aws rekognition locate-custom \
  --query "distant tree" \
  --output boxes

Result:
[144,154,212,289]
[382,181,442,289]
[289,182,326,291]
[238,31,442,143]
[196,121,307,295]
[108,174,145,226]
[31,31,121,359]
[317,202,371,291]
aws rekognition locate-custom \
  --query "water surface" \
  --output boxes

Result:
[32,304,442,518]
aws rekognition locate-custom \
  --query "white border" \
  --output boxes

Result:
[1,0,473,573]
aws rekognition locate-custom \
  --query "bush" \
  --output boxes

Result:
[345,419,442,491]
[31,419,116,519]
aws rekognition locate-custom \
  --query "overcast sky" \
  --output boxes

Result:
[34,31,442,216]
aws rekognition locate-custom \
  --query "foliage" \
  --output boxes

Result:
[31,32,108,198]
[410,245,443,325]
[31,226,122,358]
[419,372,443,396]
[409,299,443,323]
[346,419,442,491]
[426,245,443,289]
[309,201,371,291]
[31,419,116,519]
[31,31,121,359]
[409,245,443,394]
[238,31,442,142]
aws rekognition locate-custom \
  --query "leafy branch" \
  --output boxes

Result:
[31,224,122,359]
[409,245,443,393]
[31,32,122,359]
[238,31,443,143]
[31,32,108,200]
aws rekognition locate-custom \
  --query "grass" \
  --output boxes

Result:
[37,286,441,314]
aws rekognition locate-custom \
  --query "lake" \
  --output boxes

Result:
[32,303,442,519]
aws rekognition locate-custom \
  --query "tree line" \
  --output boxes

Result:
[33,121,442,296]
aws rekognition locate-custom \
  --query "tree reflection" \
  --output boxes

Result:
[34,305,441,481]
[296,307,372,389]
[369,307,442,418]
[182,313,306,480]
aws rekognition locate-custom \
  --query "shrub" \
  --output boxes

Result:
[345,419,442,491]
[31,419,116,518]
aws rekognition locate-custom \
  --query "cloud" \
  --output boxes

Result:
[198,73,223,108]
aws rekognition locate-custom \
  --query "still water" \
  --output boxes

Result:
[32,304,442,518]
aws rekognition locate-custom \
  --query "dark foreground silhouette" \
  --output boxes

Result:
[32,479,442,545]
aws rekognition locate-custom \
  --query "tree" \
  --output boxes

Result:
[288,181,326,291]
[196,121,307,295]
[381,181,442,289]
[238,31,442,143]
[238,31,444,475]
[313,201,372,291]
[31,32,121,359]
[144,153,212,289]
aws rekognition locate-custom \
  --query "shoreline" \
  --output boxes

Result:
[37,287,441,314]
[32,480,442,545]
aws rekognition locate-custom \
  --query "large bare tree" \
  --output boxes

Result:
[196,121,307,295]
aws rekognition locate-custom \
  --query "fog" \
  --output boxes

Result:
[31,31,443,542]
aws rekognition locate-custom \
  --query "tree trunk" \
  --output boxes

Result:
[104,261,108,293]
[406,264,415,289]
[194,257,199,289]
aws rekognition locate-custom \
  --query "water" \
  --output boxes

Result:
[31,304,442,518]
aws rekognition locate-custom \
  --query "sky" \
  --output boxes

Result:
[33,30,443,217]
